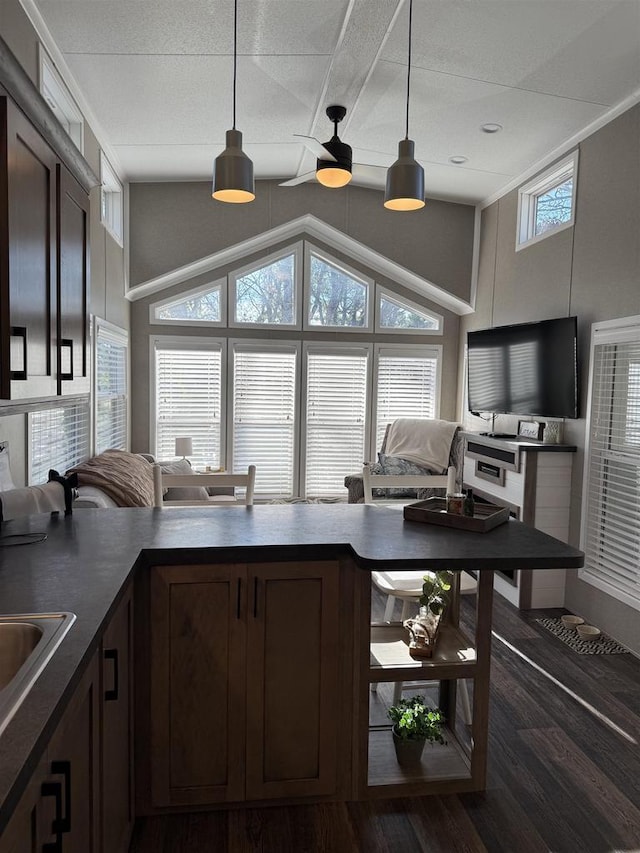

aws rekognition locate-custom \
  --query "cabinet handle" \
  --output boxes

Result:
[236,578,241,619]
[253,576,258,618]
[60,338,74,381]
[9,326,27,380]
[40,781,63,852]
[104,647,119,701]
[50,760,71,833]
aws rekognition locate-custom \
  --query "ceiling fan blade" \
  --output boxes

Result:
[279,170,317,188]
[293,134,337,163]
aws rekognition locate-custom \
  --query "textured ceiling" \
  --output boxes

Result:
[28,0,640,204]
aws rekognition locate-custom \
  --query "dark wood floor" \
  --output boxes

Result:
[130,586,640,853]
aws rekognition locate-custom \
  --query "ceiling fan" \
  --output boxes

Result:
[280,105,371,189]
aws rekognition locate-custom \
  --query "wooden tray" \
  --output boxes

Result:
[403,497,509,532]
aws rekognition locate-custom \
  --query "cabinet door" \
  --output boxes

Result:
[45,651,100,852]
[0,97,57,400]
[57,165,89,395]
[150,564,247,807]
[101,585,134,853]
[245,561,340,800]
[0,756,48,852]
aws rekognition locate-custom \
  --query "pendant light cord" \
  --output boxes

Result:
[232,0,238,129]
[405,0,413,140]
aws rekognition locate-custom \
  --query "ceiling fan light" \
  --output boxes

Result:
[384,138,425,211]
[212,129,255,203]
[316,163,352,187]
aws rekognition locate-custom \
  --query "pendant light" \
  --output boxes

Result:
[384,0,425,211]
[212,0,255,203]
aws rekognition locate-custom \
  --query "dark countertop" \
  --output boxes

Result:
[0,505,584,830]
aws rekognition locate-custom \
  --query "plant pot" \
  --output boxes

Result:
[392,727,426,766]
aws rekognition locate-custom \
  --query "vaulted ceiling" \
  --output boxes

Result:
[25,0,640,204]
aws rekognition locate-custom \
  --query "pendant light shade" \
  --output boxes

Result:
[384,139,425,210]
[384,0,425,211]
[213,129,255,203]
[212,0,255,204]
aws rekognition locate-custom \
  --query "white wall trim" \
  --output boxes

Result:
[479,85,640,211]
[126,214,474,316]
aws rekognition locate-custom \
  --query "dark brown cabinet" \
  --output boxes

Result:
[0,95,90,401]
[100,585,134,853]
[144,561,341,809]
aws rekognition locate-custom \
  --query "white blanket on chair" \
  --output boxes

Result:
[384,418,460,471]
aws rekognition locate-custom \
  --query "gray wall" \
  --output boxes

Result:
[129,180,474,454]
[0,0,129,484]
[461,105,640,653]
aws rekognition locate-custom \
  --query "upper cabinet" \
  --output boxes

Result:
[0,96,90,400]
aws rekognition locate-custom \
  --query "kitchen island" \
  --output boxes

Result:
[0,505,583,850]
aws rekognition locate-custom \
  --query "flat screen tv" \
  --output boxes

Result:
[467,316,578,419]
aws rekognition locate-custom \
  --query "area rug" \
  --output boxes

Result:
[535,618,630,655]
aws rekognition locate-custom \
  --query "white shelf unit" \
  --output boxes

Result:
[462,433,575,608]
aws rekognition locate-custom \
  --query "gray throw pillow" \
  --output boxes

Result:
[376,453,439,498]
[159,459,209,502]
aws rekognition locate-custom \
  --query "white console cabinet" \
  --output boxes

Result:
[462,433,575,609]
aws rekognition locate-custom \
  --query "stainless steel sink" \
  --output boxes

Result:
[0,613,76,737]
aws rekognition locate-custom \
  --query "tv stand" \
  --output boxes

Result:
[462,432,576,608]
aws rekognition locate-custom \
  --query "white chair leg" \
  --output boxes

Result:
[460,679,472,725]
[400,598,415,621]
[383,594,396,622]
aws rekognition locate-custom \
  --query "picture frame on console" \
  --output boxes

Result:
[517,420,544,440]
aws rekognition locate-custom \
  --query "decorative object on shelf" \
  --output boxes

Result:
[404,497,510,532]
[212,0,255,203]
[174,436,193,461]
[388,696,446,765]
[384,0,425,211]
[403,570,451,658]
[517,420,545,440]
[543,420,564,444]
[446,492,464,515]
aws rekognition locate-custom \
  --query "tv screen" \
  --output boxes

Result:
[467,316,578,419]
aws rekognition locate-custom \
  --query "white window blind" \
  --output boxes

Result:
[155,341,223,469]
[232,344,297,497]
[95,322,128,454]
[375,348,439,451]
[581,320,640,610]
[305,348,368,497]
[29,400,90,484]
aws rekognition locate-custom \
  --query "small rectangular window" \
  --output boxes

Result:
[516,152,578,250]
[100,151,124,246]
[39,46,84,152]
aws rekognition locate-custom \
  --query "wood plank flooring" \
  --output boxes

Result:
[130,588,640,853]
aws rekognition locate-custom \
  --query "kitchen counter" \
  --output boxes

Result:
[0,504,584,829]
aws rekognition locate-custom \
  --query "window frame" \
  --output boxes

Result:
[303,243,373,333]
[579,314,640,611]
[516,151,578,251]
[150,278,227,327]
[229,242,303,330]
[100,151,124,246]
[93,317,129,455]
[227,338,300,498]
[375,285,442,335]
[150,334,228,466]
[38,45,84,153]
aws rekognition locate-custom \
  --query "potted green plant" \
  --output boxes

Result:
[403,570,452,658]
[388,696,446,765]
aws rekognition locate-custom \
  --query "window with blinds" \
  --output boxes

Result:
[374,346,440,451]
[232,343,297,497]
[95,321,128,454]
[29,400,90,484]
[304,347,369,497]
[581,317,640,610]
[154,339,223,469]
